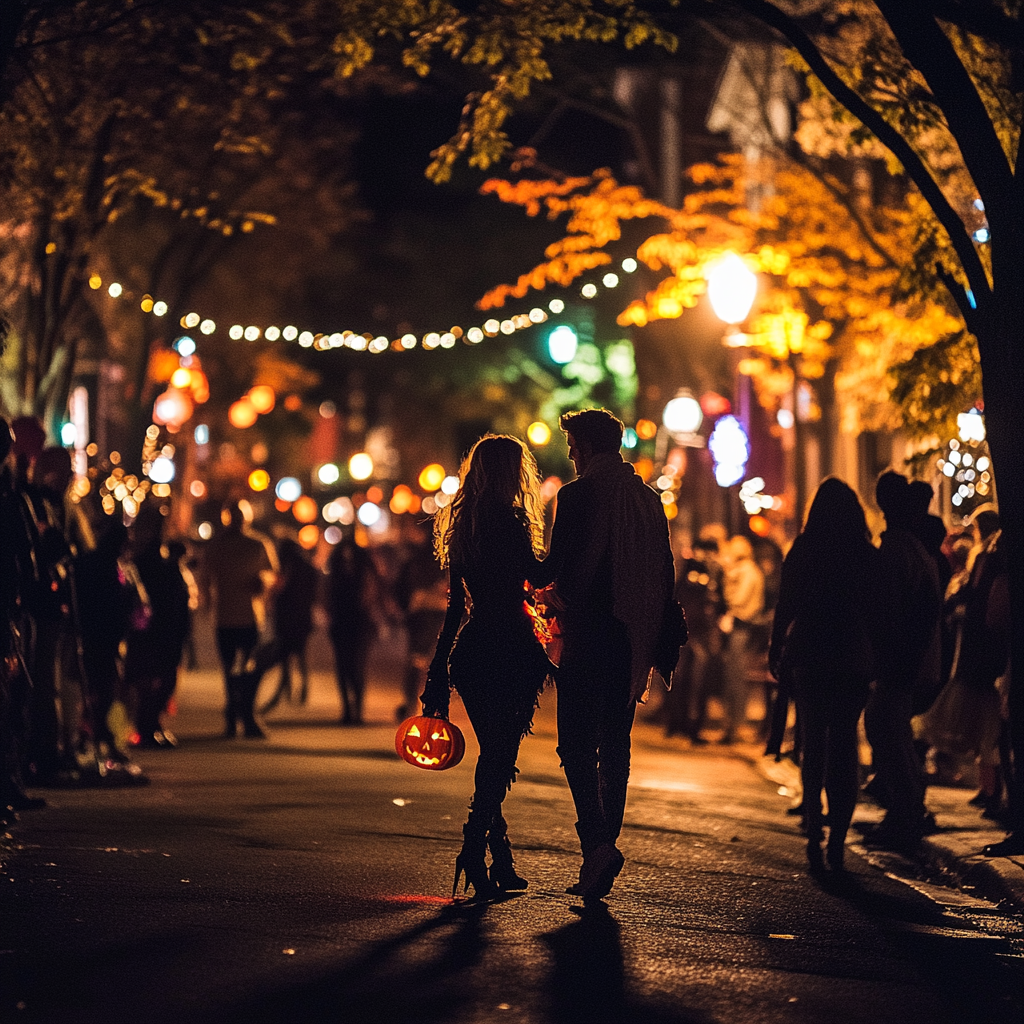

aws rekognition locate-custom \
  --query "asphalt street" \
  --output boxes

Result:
[2,636,1022,1024]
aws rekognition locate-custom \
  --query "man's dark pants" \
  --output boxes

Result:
[556,616,635,853]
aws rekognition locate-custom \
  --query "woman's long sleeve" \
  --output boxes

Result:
[421,566,466,715]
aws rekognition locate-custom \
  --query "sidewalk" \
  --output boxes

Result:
[704,729,1024,913]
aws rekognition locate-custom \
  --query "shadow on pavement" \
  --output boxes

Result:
[220,900,491,1023]
[543,903,714,1024]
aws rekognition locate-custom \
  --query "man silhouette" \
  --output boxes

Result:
[536,409,674,900]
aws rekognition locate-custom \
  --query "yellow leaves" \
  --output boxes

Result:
[334,33,375,77]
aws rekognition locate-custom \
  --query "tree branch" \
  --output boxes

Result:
[727,0,991,300]
[875,1,1013,204]
[922,1,1024,49]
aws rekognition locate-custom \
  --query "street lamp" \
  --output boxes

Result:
[662,393,703,435]
[705,252,757,324]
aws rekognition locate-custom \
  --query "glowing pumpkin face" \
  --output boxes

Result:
[395,715,466,771]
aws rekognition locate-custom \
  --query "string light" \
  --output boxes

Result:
[83,245,642,357]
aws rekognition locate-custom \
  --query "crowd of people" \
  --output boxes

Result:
[2,405,1019,875]
[0,412,442,826]
[767,471,1016,870]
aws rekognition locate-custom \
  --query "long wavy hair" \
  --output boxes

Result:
[433,434,545,568]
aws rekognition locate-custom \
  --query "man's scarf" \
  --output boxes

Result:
[581,451,673,701]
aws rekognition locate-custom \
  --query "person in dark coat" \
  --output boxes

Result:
[531,409,675,901]
[863,471,942,853]
[75,523,142,761]
[770,478,880,873]
[125,506,191,748]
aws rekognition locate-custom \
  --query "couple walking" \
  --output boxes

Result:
[422,409,675,902]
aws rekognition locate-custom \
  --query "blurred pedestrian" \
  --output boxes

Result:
[863,471,942,853]
[663,535,724,742]
[770,478,880,874]
[125,506,192,749]
[719,535,764,744]
[200,504,277,739]
[921,510,1007,816]
[75,522,148,764]
[395,521,448,722]
[531,410,674,901]
[422,435,551,898]
[0,417,45,818]
[260,538,320,714]
[326,533,378,725]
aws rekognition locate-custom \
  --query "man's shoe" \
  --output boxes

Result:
[566,843,625,901]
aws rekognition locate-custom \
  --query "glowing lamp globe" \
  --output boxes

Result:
[706,252,757,324]
[349,452,373,481]
[395,716,466,771]
[248,385,276,414]
[662,394,703,435]
[228,398,258,429]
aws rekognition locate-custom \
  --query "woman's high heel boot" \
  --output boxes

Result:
[452,812,498,899]
[488,815,528,891]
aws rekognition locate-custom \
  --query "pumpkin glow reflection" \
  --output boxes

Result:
[395,716,465,771]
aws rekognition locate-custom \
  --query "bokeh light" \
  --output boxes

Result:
[248,469,270,492]
[317,463,341,485]
[248,385,275,414]
[228,398,258,429]
[527,422,551,446]
[297,524,319,549]
[349,452,373,481]
[418,463,445,491]
[292,495,318,523]
[276,477,302,502]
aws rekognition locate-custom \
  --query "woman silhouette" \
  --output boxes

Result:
[770,478,880,874]
[423,435,551,898]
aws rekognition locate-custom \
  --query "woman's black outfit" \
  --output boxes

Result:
[424,501,550,895]
[770,531,879,871]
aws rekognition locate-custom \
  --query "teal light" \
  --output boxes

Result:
[60,422,77,446]
[622,428,638,449]
[547,325,578,364]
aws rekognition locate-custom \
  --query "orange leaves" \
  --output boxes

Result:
[479,252,610,309]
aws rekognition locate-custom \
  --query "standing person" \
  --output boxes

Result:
[422,435,551,899]
[769,478,880,874]
[200,504,277,739]
[533,409,674,901]
[864,471,942,852]
[74,522,147,764]
[719,535,765,744]
[663,536,722,742]
[125,506,192,749]
[260,539,320,714]
[326,534,378,725]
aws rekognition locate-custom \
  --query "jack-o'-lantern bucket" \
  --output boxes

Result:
[395,715,466,771]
